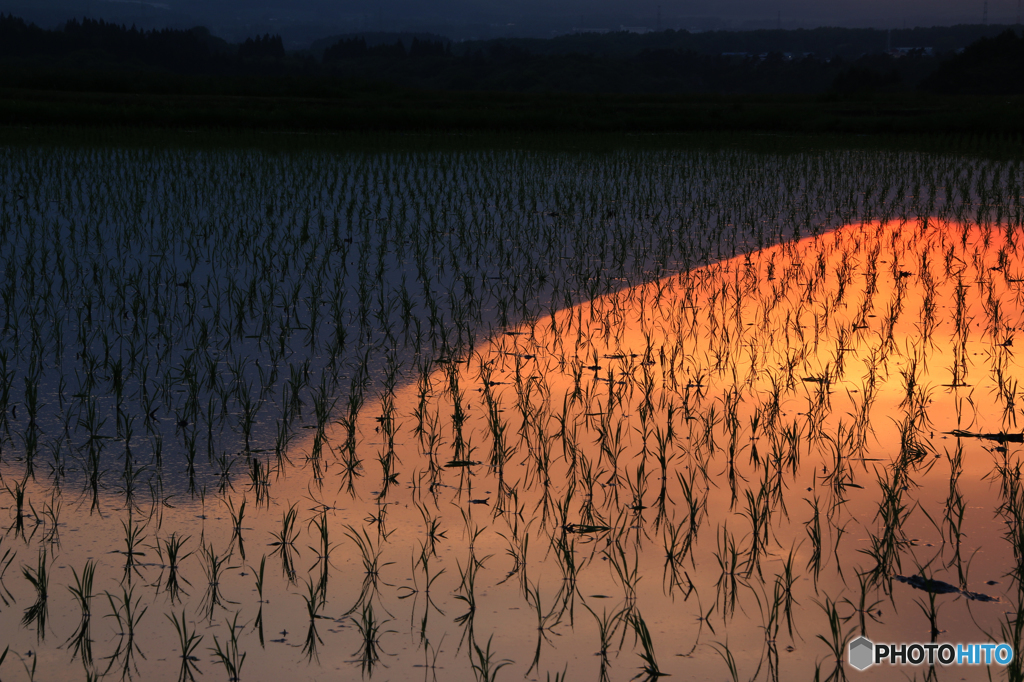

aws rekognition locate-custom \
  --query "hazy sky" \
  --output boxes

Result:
[2,0,1020,45]
[158,0,1017,25]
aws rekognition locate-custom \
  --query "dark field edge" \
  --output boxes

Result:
[1,89,1023,160]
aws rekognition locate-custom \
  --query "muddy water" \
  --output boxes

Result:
[3,218,1023,681]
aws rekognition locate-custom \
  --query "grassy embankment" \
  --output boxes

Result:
[1,67,1023,144]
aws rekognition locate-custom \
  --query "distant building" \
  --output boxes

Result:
[619,26,654,34]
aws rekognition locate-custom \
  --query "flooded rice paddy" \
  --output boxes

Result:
[1,139,1024,681]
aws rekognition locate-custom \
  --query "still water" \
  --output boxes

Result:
[3,214,1023,681]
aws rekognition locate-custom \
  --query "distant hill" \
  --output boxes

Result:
[924,28,1024,94]
[455,24,1024,60]
[309,32,452,59]
[0,12,307,79]
[0,13,233,70]
[2,12,1023,98]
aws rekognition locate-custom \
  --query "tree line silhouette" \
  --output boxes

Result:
[0,15,230,72]
[1,12,1021,95]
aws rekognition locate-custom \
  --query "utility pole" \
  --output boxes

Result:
[657,4,662,32]
[777,10,781,30]
[983,0,988,24]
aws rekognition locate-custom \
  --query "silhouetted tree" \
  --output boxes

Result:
[367,41,406,58]
[238,34,284,60]
[409,38,448,58]
[323,37,367,61]
[925,28,1024,94]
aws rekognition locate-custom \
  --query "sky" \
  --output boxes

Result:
[1,0,1021,46]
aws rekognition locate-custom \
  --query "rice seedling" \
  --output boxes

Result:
[103,584,148,679]
[712,524,748,620]
[226,495,247,551]
[454,540,491,622]
[249,553,266,604]
[351,603,392,676]
[167,610,203,682]
[119,514,147,572]
[209,611,246,682]
[584,600,626,681]
[5,478,28,538]
[417,502,448,559]
[64,557,97,669]
[199,543,237,619]
[158,532,192,602]
[626,610,668,679]
[710,639,742,682]
[344,523,394,612]
[305,508,335,564]
[247,457,271,505]
[69,558,96,616]
[21,548,49,638]
[1,134,1023,681]
[522,578,565,675]
[470,635,512,682]
[300,572,326,662]
[814,596,855,674]
[605,538,641,605]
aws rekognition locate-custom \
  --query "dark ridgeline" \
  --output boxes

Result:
[316,34,936,96]
[2,12,1024,137]
[409,38,449,58]
[0,14,228,72]
[1,12,1022,95]
[446,24,1020,61]
[238,34,286,61]
[322,36,450,62]
[924,29,1024,94]
[322,37,368,62]
[831,64,904,95]
[314,25,1024,96]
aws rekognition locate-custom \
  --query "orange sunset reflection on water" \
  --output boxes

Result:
[10,218,1024,682]
[343,218,1024,679]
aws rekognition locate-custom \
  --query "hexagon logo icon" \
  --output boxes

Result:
[848,636,874,671]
